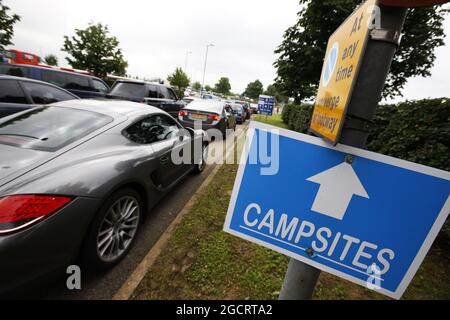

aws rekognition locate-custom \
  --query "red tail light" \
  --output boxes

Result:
[0,195,73,234]
[208,115,221,121]
[179,111,188,117]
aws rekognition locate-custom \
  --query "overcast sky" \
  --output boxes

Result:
[4,0,450,100]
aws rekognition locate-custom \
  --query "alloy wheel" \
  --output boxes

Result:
[96,196,140,262]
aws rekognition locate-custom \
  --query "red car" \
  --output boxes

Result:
[2,49,40,66]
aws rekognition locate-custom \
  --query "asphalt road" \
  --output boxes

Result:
[19,123,248,300]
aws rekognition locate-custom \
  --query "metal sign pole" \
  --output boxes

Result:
[279,3,408,300]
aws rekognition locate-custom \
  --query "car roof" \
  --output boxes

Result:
[0,75,80,98]
[187,99,224,106]
[4,63,104,81]
[49,99,163,119]
[0,74,47,83]
[185,99,224,113]
[114,79,166,87]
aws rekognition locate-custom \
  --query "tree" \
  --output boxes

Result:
[192,81,202,92]
[204,85,213,92]
[243,80,264,100]
[0,0,20,49]
[214,77,231,95]
[62,22,128,77]
[274,1,448,103]
[265,84,287,104]
[168,67,190,98]
[44,54,58,66]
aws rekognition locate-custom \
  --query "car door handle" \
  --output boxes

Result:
[159,156,170,164]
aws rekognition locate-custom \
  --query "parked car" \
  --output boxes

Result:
[178,100,236,139]
[0,99,208,295]
[250,103,259,114]
[0,75,79,118]
[234,100,251,120]
[0,63,110,99]
[231,104,246,124]
[108,80,186,118]
[1,49,40,65]
[202,93,221,100]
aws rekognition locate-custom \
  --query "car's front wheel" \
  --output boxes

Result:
[81,188,142,271]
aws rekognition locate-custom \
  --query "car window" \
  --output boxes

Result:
[0,106,112,152]
[65,75,92,91]
[93,79,109,93]
[22,82,76,104]
[0,65,27,77]
[110,82,146,98]
[167,88,178,100]
[42,70,67,88]
[148,85,161,98]
[0,80,28,104]
[159,86,177,100]
[124,114,180,145]
[23,53,35,60]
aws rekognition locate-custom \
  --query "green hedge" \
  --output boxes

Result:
[282,98,449,170]
[282,98,450,239]
[366,99,450,172]
[281,103,314,134]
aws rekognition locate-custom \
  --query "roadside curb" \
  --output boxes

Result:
[112,126,247,300]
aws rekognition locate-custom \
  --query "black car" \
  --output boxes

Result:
[235,100,251,120]
[0,63,110,99]
[249,104,258,114]
[178,100,236,139]
[0,75,79,118]
[107,80,186,118]
[230,104,246,124]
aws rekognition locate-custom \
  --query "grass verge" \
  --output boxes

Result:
[253,113,288,129]
[131,162,449,300]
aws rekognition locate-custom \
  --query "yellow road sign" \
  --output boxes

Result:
[310,0,378,144]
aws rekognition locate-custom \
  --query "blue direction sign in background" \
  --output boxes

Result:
[258,95,275,116]
[224,122,450,299]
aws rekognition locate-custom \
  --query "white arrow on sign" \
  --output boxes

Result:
[306,162,369,220]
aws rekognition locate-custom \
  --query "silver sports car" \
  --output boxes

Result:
[0,99,208,294]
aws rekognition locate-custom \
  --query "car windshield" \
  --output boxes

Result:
[0,106,113,152]
[110,82,146,98]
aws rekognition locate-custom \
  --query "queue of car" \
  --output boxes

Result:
[0,58,258,294]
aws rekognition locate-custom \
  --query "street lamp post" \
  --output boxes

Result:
[201,43,214,97]
[184,50,192,74]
